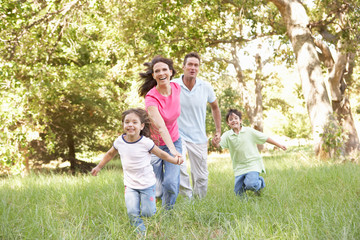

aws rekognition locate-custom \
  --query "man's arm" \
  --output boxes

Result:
[209,99,221,145]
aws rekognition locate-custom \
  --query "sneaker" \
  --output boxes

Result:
[254,190,261,196]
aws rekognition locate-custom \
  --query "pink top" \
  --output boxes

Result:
[145,82,181,146]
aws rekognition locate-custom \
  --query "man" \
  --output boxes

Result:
[173,52,221,199]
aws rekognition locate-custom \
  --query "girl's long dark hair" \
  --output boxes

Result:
[138,56,177,97]
[121,108,151,138]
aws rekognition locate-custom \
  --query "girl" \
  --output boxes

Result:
[138,56,183,209]
[91,108,182,233]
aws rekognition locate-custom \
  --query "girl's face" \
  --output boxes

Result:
[152,62,173,87]
[227,113,242,130]
[123,112,144,139]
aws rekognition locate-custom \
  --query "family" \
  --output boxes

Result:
[91,52,287,234]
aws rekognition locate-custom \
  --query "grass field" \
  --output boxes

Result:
[1,145,359,239]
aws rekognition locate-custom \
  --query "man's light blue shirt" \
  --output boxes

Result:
[172,75,216,144]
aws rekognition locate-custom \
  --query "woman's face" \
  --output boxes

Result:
[152,62,173,87]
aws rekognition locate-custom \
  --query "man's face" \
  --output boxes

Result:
[183,57,200,79]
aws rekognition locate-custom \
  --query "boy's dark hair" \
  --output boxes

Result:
[183,52,201,66]
[225,109,242,122]
[138,56,177,97]
[121,108,151,138]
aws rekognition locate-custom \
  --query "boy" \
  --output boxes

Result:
[213,109,286,197]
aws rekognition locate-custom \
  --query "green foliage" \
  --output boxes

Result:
[1,0,359,173]
[0,0,133,171]
[320,117,349,158]
[282,113,312,139]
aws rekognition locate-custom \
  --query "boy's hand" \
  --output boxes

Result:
[212,136,220,147]
[91,166,101,176]
[279,145,287,151]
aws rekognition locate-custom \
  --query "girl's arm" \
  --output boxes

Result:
[91,147,118,176]
[147,105,181,157]
[266,137,287,151]
[150,145,183,165]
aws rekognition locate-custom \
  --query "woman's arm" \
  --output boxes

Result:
[91,147,118,176]
[150,145,183,165]
[147,105,180,156]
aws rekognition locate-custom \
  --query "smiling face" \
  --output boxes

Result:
[227,113,242,132]
[123,112,144,141]
[183,57,200,80]
[152,62,173,87]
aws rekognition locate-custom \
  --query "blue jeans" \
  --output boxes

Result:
[151,138,181,209]
[124,184,156,232]
[234,171,265,196]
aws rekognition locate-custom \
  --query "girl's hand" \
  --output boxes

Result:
[91,166,101,176]
[176,155,184,165]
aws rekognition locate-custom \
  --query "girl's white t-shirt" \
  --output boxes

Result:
[113,134,155,189]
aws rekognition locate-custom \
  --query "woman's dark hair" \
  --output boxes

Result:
[225,109,242,122]
[121,108,151,138]
[183,52,201,66]
[138,56,177,97]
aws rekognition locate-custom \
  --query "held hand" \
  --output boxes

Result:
[176,155,184,165]
[212,135,221,146]
[174,152,184,165]
[91,166,101,176]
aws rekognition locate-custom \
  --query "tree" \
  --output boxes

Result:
[0,0,131,172]
[268,0,359,157]
[308,0,360,155]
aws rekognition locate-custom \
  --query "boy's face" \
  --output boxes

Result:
[227,113,242,130]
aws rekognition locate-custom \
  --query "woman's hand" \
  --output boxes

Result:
[175,154,184,165]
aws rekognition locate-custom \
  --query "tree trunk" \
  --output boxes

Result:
[66,131,76,170]
[314,39,360,155]
[254,52,264,151]
[268,0,336,157]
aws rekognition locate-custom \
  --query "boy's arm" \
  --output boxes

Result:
[266,137,287,150]
[91,147,118,176]
[150,145,183,165]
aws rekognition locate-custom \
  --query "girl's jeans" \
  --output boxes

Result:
[125,184,156,232]
[234,171,265,196]
[151,137,182,210]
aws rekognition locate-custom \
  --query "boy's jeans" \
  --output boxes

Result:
[234,171,265,195]
[125,184,156,232]
[151,137,182,209]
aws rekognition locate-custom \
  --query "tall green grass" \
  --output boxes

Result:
[1,146,359,239]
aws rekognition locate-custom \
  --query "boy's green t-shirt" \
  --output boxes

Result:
[219,127,268,176]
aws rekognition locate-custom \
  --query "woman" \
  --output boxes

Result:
[139,56,183,209]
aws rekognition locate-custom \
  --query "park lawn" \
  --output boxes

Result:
[1,145,359,239]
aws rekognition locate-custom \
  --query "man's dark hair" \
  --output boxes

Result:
[183,52,201,66]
